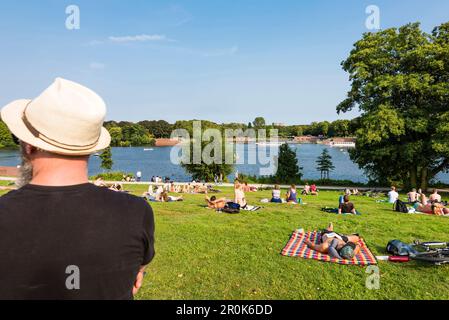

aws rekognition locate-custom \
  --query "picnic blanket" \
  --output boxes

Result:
[281,230,377,265]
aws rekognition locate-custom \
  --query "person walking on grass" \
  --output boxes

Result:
[0,78,155,300]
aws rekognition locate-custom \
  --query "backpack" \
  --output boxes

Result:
[222,202,240,214]
[394,200,408,213]
[386,240,417,256]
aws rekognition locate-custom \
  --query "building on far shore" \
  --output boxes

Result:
[322,137,356,148]
[293,136,321,144]
[154,138,181,147]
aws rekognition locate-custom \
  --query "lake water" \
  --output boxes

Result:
[1,144,448,183]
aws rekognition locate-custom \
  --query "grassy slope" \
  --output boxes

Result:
[2,184,449,300]
[122,185,449,300]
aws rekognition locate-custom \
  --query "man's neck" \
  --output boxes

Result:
[30,159,89,187]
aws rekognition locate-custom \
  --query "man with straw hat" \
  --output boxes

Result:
[0,78,155,299]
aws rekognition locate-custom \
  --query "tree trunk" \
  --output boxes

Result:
[410,166,418,189]
[420,167,429,192]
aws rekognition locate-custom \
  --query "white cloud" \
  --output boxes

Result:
[108,34,173,43]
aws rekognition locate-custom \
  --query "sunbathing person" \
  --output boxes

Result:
[305,223,361,259]
[93,177,108,188]
[338,195,357,214]
[414,193,449,215]
[161,191,183,202]
[242,182,251,193]
[407,188,419,203]
[271,185,283,203]
[429,189,442,203]
[205,196,229,210]
[109,183,124,192]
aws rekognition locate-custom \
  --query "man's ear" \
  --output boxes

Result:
[22,143,38,157]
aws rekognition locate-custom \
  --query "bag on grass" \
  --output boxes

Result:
[394,200,408,213]
[222,202,240,214]
[386,240,415,256]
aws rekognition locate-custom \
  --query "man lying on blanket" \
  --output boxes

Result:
[305,223,361,259]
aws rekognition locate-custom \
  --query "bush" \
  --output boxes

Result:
[90,171,134,182]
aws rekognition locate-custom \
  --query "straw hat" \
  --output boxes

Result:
[1,78,111,156]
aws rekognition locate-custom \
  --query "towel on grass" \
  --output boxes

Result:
[281,230,377,265]
[321,207,361,215]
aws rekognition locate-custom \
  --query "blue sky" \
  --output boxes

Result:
[0,0,448,124]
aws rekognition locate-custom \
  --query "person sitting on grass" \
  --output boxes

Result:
[407,188,419,203]
[271,185,283,203]
[286,184,299,204]
[388,186,399,204]
[338,195,357,215]
[301,183,311,195]
[205,196,229,210]
[242,182,251,193]
[110,182,124,192]
[429,189,442,203]
[234,182,260,211]
[310,184,318,196]
[235,182,247,208]
[305,223,361,259]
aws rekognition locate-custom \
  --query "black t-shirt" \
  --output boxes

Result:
[339,202,355,213]
[0,183,155,300]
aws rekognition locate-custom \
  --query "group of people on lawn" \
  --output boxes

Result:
[388,186,449,215]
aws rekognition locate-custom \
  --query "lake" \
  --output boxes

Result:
[1,144,448,184]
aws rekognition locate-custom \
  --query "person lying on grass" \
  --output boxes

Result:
[305,223,361,259]
[205,196,229,210]
[338,195,357,215]
[413,193,449,215]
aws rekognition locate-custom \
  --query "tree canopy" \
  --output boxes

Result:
[338,22,449,189]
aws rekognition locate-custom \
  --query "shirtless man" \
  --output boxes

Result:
[305,223,361,259]
[407,188,419,202]
[429,189,442,203]
[205,196,229,210]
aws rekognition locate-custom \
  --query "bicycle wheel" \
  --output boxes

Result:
[411,252,449,265]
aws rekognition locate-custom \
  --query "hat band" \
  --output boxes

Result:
[22,109,100,151]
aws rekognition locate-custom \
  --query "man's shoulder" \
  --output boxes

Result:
[91,186,151,208]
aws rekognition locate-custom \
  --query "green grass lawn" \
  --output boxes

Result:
[2,184,449,300]
[120,185,449,300]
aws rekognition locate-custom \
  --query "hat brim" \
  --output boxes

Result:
[1,99,111,156]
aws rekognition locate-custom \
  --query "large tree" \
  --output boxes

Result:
[338,22,449,190]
